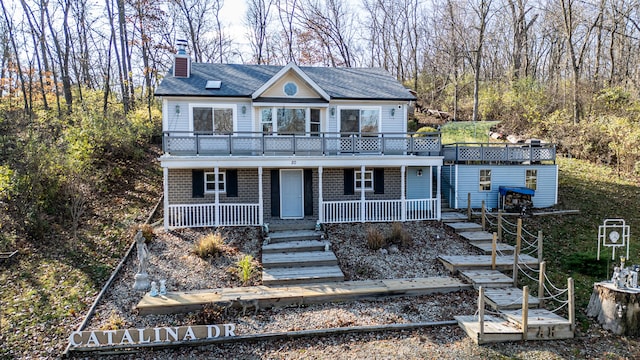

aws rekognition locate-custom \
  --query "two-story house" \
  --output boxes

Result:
[156,42,443,230]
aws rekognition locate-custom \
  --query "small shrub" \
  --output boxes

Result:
[366,227,386,250]
[193,232,226,258]
[191,302,225,325]
[237,255,256,285]
[100,311,126,330]
[387,222,413,248]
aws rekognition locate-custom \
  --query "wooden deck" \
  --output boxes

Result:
[136,277,472,315]
[459,270,513,289]
[502,308,574,340]
[458,231,494,242]
[455,315,522,344]
[438,254,538,273]
[483,287,540,310]
[471,242,515,255]
[446,222,483,233]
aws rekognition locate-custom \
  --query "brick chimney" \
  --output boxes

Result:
[173,39,190,78]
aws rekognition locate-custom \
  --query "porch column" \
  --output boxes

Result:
[163,167,169,231]
[318,166,323,223]
[360,165,366,222]
[437,165,442,220]
[258,167,264,225]
[214,166,220,227]
[401,165,406,221]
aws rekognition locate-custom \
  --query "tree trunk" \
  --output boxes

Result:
[587,282,640,336]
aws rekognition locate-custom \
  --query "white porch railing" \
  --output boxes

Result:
[167,203,260,229]
[322,198,438,223]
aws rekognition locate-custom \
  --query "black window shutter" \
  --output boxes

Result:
[344,168,354,195]
[226,169,238,197]
[374,168,384,194]
[192,170,204,198]
[271,170,280,216]
[304,169,313,216]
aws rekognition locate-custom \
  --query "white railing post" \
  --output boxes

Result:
[214,166,220,227]
[163,167,169,231]
[401,165,406,221]
[258,167,264,225]
[436,165,441,220]
[360,165,366,222]
[318,166,324,223]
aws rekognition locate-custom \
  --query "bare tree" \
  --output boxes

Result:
[246,0,274,64]
[469,0,492,123]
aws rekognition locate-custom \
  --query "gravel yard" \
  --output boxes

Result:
[82,222,640,359]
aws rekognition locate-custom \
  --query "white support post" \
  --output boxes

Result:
[318,166,323,223]
[163,167,169,231]
[400,165,406,221]
[258,167,264,225]
[214,166,220,227]
[360,165,366,223]
[436,165,441,220]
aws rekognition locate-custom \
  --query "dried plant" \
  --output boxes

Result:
[193,231,226,258]
[387,222,413,248]
[366,227,386,250]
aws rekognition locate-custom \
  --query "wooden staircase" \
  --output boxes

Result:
[262,222,345,286]
[440,214,574,343]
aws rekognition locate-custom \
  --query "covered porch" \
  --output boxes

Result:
[161,157,443,230]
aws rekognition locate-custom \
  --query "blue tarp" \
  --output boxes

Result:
[499,186,535,197]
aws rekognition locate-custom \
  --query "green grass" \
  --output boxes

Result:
[441,120,500,144]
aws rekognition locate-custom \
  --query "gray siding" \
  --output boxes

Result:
[449,164,558,209]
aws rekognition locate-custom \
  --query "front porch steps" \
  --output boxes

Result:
[262,225,345,286]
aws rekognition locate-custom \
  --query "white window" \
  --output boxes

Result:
[204,171,226,193]
[526,169,537,190]
[479,169,491,191]
[339,108,380,136]
[192,105,234,134]
[259,107,323,135]
[355,170,373,191]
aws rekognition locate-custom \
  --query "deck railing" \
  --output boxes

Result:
[167,203,260,228]
[167,199,438,228]
[163,131,441,156]
[322,198,438,223]
[442,143,556,163]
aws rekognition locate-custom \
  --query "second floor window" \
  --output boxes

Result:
[340,108,380,136]
[479,169,491,191]
[193,106,233,134]
[260,107,322,135]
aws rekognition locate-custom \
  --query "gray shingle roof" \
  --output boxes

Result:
[155,63,415,101]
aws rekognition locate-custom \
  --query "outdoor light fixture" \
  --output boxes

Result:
[241,105,247,114]
[330,107,335,116]
[175,105,180,115]
[391,108,395,116]
[417,169,423,176]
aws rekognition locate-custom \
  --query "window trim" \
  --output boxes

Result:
[337,106,382,136]
[355,170,374,191]
[204,171,226,194]
[525,169,538,190]
[479,169,491,192]
[188,103,237,134]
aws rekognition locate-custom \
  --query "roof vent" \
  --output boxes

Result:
[205,80,222,89]
[173,39,190,78]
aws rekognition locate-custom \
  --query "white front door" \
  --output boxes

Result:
[280,170,304,219]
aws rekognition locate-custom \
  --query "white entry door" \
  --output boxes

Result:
[280,170,304,219]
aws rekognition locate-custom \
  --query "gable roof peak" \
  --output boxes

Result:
[251,62,330,100]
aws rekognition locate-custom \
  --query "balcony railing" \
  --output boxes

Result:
[442,143,556,164]
[163,131,441,156]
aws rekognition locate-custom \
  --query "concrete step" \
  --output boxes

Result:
[262,240,328,254]
[455,314,522,344]
[262,266,345,285]
[262,251,338,268]
[441,212,468,223]
[267,229,321,243]
[268,220,317,232]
